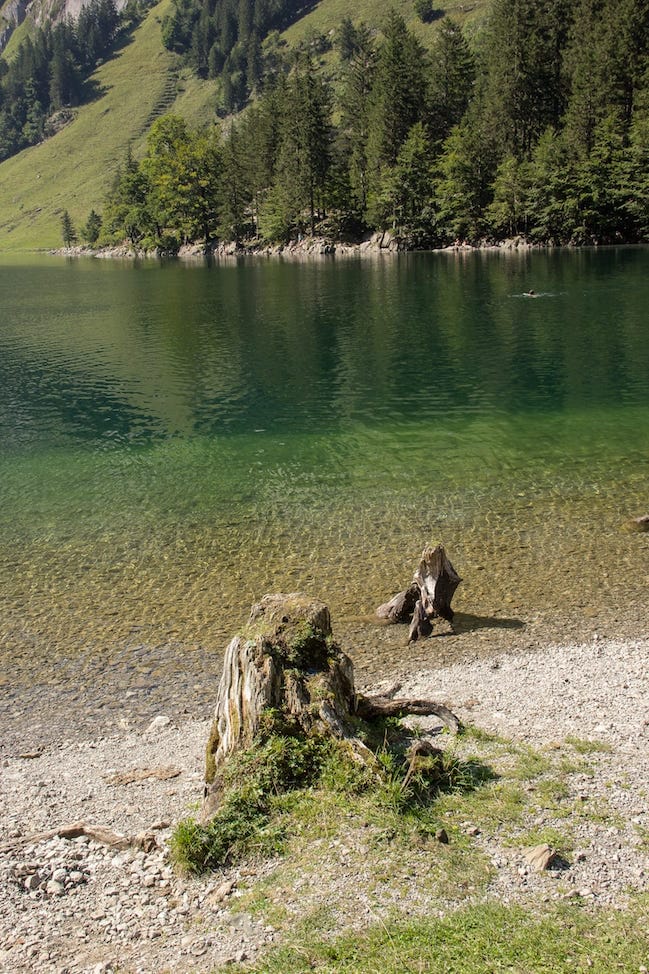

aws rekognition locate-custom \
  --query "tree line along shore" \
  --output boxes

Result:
[51,0,649,254]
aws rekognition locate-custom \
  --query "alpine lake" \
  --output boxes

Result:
[1,247,648,742]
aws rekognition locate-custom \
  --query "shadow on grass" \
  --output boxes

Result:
[404,754,499,808]
[81,77,111,104]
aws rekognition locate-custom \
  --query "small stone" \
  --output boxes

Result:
[206,879,237,905]
[435,828,449,844]
[144,716,172,734]
[46,880,65,896]
[523,844,556,872]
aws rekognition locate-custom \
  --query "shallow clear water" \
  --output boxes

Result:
[1,248,649,733]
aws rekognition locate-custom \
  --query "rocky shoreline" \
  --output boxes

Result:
[2,634,648,974]
[50,232,539,262]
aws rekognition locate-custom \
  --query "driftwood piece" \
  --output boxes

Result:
[0,821,168,854]
[377,544,462,642]
[104,766,182,785]
[355,695,462,734]
[375,584,419,623]
[203,593,461,818]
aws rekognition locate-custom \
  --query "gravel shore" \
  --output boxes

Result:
[1,635,648,974]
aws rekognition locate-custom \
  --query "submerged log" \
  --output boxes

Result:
[377,544,462,642]
[203,593,461,817]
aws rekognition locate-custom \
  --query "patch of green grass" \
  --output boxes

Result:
[435,776,527,835]
[198,721,644,959]
[510,744,554,780]
[1,14,37,59]
[169,68,219,129]
[460,724,508,745]
[514,824,574,857]
[234,898,649,974]
[171,733,337,873]
[282,0,488,53]
[564,736,614,755]
[532,776,571,803]
[172,717,496,875]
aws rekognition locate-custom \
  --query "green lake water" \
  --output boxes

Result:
[1,248,648,737]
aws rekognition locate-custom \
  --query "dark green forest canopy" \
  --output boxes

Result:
[100,0,649,249]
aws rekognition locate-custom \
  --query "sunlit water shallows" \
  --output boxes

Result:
[1,249,648,734]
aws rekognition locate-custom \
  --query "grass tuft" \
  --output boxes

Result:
[170,718,495,875]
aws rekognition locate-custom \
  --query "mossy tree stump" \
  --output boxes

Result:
[203,593,460,819]
[377,544,462,642]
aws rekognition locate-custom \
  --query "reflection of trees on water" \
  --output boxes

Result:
[3,250,649,449]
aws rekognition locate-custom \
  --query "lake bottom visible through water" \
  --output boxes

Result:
[1,249,648,748]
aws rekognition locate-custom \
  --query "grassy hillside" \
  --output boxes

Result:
[0,0,217,251]
[0,0,489,252]
[284,0,488,50]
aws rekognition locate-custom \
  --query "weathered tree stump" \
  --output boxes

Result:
[377,544,462,642]
[203,593,460,818]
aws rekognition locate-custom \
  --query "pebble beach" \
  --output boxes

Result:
[2,633,648,974]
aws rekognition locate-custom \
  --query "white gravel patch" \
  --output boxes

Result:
[1,637,648,973]
[397,636,649,750]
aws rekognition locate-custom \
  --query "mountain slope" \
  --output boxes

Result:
[0,0,489,252]
[0,0,219,250]
[283,0,486,48]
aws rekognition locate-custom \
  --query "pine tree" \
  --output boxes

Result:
[388,121,435,236]
[427,18,475,147]
[336,27,376,218]
[485,155,531,237]
[49,45,82,110]
[365,11,428,217]
[366,11,428,170]
[219,123,253,241]
[434,106,500,241]
[102,147,154,245]
[82,208,103,244]
[61,209,77,246]
[525,127,578,242]
[563,0,649,157]
[481,0,572,158]
[264,54,332,236]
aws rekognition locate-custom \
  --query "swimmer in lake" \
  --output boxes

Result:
[524,289,537,296]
